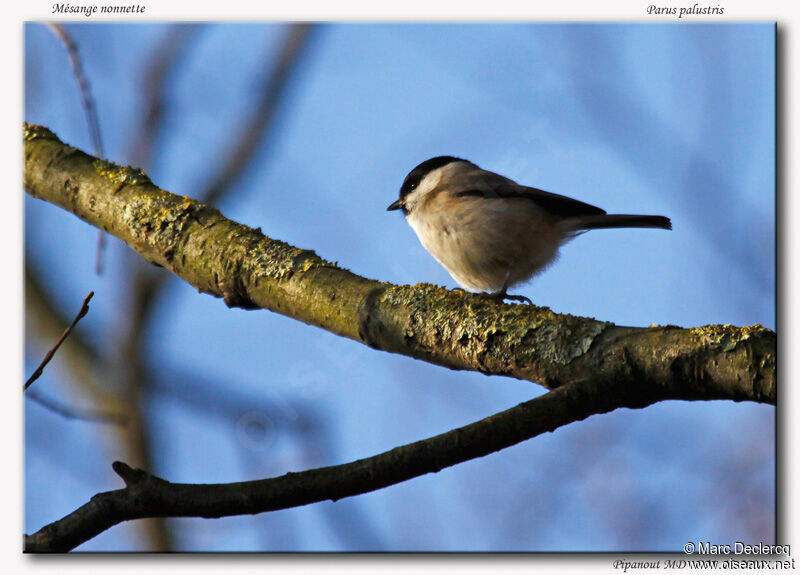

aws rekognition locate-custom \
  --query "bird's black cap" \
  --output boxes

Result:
[387,156,466,212]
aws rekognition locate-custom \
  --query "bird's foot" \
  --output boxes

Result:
[474,291,532,305]
[501,293,533,305]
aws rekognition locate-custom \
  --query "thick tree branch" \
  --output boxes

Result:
[25,374,669,552]
[23,124,775,405]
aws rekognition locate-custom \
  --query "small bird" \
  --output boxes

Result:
[387,156,671,304]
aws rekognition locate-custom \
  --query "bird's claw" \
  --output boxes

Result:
[501,293,533,305]
[472,291,533,305]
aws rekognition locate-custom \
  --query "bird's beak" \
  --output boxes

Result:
[387,199,404,211]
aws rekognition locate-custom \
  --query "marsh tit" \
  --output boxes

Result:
[387,156,671,304]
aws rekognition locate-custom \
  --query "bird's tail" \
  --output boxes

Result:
[574,214,672,231]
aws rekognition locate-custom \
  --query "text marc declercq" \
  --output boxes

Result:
[691,542,790,555]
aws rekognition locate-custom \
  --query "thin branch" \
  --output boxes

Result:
[24,291,94,391]
[22,124,776,406]
[27,265,309,430]
[25,375,654,552]
[26,390,128,426]
[46,24,103,157]
[25,262,101,366]
[45,23,108,275]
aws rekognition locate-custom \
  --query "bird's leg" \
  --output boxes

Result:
[476,265,533,305]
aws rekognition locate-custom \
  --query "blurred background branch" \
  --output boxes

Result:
[106,22,317,552]
[46,23,108,274]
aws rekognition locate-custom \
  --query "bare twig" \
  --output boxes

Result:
[45,23,107,275]
[24,291,94,391]
[46,24,103,157]
[26,390,128,426]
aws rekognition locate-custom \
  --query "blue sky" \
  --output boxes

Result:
[24,22,775,551]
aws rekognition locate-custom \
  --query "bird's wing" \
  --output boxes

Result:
[495,184,607,218]
[452,171,607,218]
